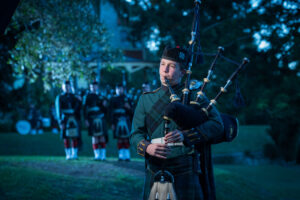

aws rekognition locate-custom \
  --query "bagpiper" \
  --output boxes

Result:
[55,80,82,160]
[130,46,225,200]
[110,84,133,161]
[83,81,108,161]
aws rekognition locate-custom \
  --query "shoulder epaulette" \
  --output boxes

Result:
[143,87,161,95]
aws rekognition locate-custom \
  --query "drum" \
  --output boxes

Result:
[65,116,78,137]
[16,120,31,135]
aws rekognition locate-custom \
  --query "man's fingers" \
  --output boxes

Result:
[166,131,176,135]
[165,133,180,141]
[166,137,180,143]
[165,131,180,138]
[165,132,171,138]
[165,131,176,138]
[166,133,183,143]
[155,149,169,157]
[155,152,168,157]
[156,147,170,153]
[156,144,170,149]
[155,148,170,154]
[165,134,180,141]
[154,154,167,159]
[156,146,169,150]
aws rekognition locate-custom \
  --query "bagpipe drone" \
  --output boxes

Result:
[163,0,250,143]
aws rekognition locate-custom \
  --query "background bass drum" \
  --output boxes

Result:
[16,120,31,135]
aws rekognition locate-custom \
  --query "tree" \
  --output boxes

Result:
[8,0,121,90]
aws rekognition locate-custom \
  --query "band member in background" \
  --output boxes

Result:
[110,84,133,161]
[133,89,142,107]
[55,80,82,160]
[127,87,135,103]
[130,46,224,200]
[83,81,108,161]
[28,103,43,134]
[142,81,151,93]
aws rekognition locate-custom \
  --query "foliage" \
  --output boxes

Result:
[266,90,300,162]
[108,0,298,116]
[8,0,121,89]
[0,20,23,114]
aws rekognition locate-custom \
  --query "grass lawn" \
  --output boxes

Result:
[212,125,273,154]
[0,156,144,200]
[0,126,299,200]
[0,156,299,200]
[215,164,300,200]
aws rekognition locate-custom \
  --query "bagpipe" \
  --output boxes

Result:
[163,0,249,143]
[148,2,250,199]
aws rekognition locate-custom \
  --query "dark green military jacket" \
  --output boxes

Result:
[130,84,223,157]
[130,83,224,200]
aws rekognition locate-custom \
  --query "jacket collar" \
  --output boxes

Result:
[161,83,184,94]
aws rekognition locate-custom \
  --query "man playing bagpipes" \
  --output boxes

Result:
[55,80,82,160]
[130,46,227,200]
[83,81,108,161]
[110,84,133,161]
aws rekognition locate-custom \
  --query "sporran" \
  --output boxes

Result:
[66,116,78,137]
[148,170,177,200]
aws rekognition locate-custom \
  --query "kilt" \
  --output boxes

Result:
[114,116,131,139]
[143,155,203,200]
[60,115,81,139]
[87,115,107,137]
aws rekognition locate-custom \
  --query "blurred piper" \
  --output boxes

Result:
[110,84,133,161]
[55,80,81,160]
[142,81,151,93]
[83,81,108,161]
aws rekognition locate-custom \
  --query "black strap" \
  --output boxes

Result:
[145,91,170,135]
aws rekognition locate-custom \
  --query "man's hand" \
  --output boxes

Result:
[146,143,170,159]
[164,129,184,144]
